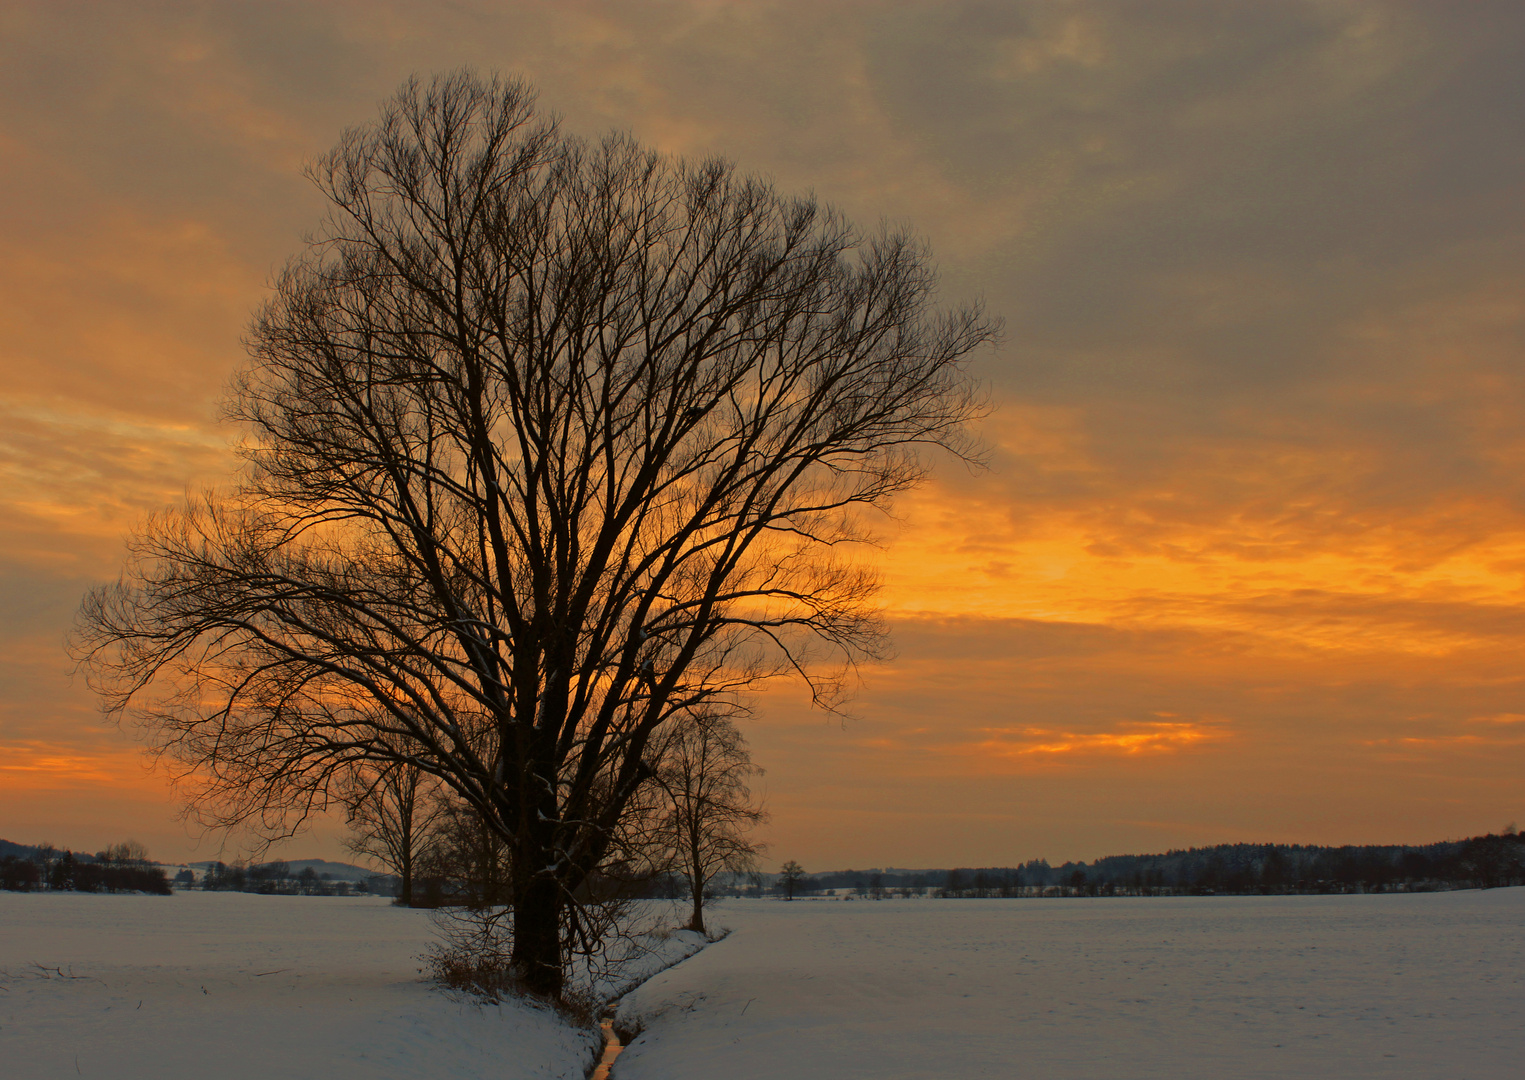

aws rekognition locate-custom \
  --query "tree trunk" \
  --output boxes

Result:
[510,760,564,1000]
[511,871,563,999]
[686,829,705,933]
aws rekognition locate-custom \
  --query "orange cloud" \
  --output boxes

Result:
[959,719,1228,763]
[0,741,151,791]
[1362,711,1525,755]
[1471,713,1525,726]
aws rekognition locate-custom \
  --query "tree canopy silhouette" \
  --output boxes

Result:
[75,71,995,999]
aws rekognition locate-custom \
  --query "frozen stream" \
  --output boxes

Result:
[615,890,1525,1079]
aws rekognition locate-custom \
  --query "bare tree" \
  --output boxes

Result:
[97,840,150,867]
[653,709,767,933]
[340,757,443,906]
[417,787,514,908]
[74,71,995,1001]
[779,859,807,900]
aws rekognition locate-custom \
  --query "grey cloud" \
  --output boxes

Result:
[4,0,1524,863]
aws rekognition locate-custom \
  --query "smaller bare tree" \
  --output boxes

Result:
[653,710,768,933]
[417,792,514,909]
[341,760,444,906]
[779,860,807,901]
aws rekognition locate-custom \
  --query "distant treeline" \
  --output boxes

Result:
[0,839,395,897]
[9,832,1523,900]
[193,860,393,897]
[789,831,1525,898]
[0,841,171,895]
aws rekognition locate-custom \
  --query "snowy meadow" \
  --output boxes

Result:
[3,888,1523,1078]
[0,891,598,1080]
[620,891,1525,1080]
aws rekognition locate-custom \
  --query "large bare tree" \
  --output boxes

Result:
[75,71,995,1000]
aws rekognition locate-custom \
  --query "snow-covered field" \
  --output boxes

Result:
[618,890,1525,1079]
[0,891,599,1079]
[5,889,1522,1079]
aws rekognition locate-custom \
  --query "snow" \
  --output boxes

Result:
[7,888,1522,1079]
[616,890,1525,1079]
[588,926,710,1003]
[0,891,599,1079]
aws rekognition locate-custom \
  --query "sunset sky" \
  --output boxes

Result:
[3,1,1524,870]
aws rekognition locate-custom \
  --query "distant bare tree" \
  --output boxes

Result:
[779,859,806,900]
[653,709,767,933]
[341,757,444,906]
[96,840,150,867]
[74,71,994,1000]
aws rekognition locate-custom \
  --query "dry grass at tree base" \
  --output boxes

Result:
[423,902,711,1025]
[423,906,599,1024]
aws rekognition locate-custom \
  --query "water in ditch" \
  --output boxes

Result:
[590,1015,624,1080]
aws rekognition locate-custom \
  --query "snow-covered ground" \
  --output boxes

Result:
[7,889,1522,1079]
[0,891,599,1080]
[617,890,1525,1079]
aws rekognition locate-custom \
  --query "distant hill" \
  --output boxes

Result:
[0,839,96,863]
[284,858,378,883]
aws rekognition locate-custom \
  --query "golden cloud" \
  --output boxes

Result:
[955,719,1229,766]
[0,741,150,791]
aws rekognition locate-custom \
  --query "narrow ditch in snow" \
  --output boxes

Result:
[590,998,651,1080]
[590,1007,644,1080]
[587,924,725,1078]
[589,1014,623,1080]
